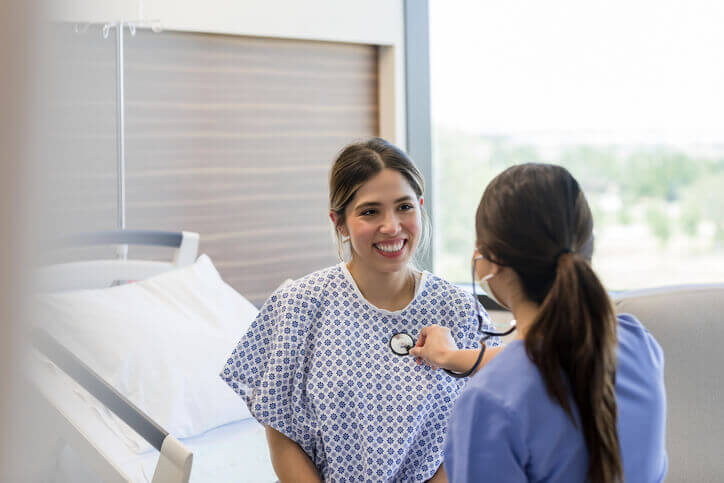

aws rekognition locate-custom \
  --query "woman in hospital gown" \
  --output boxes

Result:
[221,138,499,482]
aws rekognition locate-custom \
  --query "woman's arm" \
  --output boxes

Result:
[265,425,322,483]
[409,325,503,375]
[428,464,449,483]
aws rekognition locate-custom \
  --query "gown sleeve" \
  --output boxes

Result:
[220,285,319,455]
[476,298,503,348]
[445,286,502,350]
[444,388,528,482]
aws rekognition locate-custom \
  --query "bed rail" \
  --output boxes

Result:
[63,229,199,267]
[32,328,193,482]
[32,328,169,451]
[66,230,185,248]
[36,230,200,292]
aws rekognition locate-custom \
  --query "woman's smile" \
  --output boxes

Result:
[373,238,408,258]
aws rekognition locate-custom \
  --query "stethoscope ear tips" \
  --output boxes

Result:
[390,332,415,356]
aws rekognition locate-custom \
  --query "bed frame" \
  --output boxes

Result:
[31,230,199,482]
[35,230,199,292]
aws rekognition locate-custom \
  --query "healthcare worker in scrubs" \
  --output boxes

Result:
[411,163,667,482]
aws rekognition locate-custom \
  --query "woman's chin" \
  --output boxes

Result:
[373,250,416,272]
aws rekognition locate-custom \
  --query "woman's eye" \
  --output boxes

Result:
[360,209,377,216]
[398,203,414,211]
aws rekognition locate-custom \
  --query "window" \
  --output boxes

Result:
[430,0,724,289]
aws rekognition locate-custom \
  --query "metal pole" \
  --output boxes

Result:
[115,23,128,261]
[115,23,126,232]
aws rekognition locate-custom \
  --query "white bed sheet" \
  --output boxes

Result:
[29,350,276,482]
[140,419,275,482]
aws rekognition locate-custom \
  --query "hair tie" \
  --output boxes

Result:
[555,248,572,264]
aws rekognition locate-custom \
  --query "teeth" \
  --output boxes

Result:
[375,240,404,252]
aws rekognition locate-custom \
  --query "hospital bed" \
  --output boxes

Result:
[30,230,277,482]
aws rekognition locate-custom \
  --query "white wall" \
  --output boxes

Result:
[53,0,407,146]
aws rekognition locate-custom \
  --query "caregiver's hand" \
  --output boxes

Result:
[409,325,457,370]
[411,325,505,375]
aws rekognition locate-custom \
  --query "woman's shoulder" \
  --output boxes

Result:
[287,264,341,289]
[263,265,342,309]
[617,313,650,335]
[616,313,665,368]
[475,341,537,385]
[422,273,476,303]
[466,341,551,410]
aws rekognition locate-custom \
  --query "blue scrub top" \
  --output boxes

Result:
[444,314,668,482]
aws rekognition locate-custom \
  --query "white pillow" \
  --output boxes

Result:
[34,254,257,440]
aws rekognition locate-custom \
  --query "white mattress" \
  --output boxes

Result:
[29,350,277,482]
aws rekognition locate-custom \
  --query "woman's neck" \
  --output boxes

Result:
[347,260,416,312]
[510,299,541,340]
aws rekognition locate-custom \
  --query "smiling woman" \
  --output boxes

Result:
[328,138,430,269]
[338,171,420,265]
[329,141,425,311]
[221,138,500,482]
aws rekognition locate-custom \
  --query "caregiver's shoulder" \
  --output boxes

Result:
[616,313,665,368]
[466,339,547,412]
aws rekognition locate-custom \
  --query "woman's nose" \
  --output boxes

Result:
[379,211,401,234]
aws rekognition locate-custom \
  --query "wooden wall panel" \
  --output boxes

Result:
[122,30,379,304]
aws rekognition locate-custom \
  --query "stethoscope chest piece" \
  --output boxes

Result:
[389,332,415,356]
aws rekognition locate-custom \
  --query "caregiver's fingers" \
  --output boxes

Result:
[415,329,428,347]
[416,324,445,346]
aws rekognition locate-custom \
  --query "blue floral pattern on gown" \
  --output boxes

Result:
[220,263,499,482]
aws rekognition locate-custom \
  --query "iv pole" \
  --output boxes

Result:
[97,21,134,261]
[74,16,160,261]
[99,20,160,260]
[115,22,126,235]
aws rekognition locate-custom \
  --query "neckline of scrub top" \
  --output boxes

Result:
[338,262,429,316]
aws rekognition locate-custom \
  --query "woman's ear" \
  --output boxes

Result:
[329,211,348,237]
[489,261,503,277]
[474,246,502,276]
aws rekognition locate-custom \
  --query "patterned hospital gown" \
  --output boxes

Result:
[220,263,499,482]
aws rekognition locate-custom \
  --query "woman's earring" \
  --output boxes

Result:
[337,233,351,262]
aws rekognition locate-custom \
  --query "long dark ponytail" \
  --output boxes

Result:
[476,164,622,483]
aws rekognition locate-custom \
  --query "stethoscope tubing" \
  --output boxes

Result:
[443,320,516,378]
[443,257,517,378]
[389,256,517,377]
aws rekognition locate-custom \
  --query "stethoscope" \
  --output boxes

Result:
[389,257,517,378]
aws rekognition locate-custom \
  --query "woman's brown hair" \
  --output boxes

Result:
[476,163,622,483]
[329,138,430,262]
